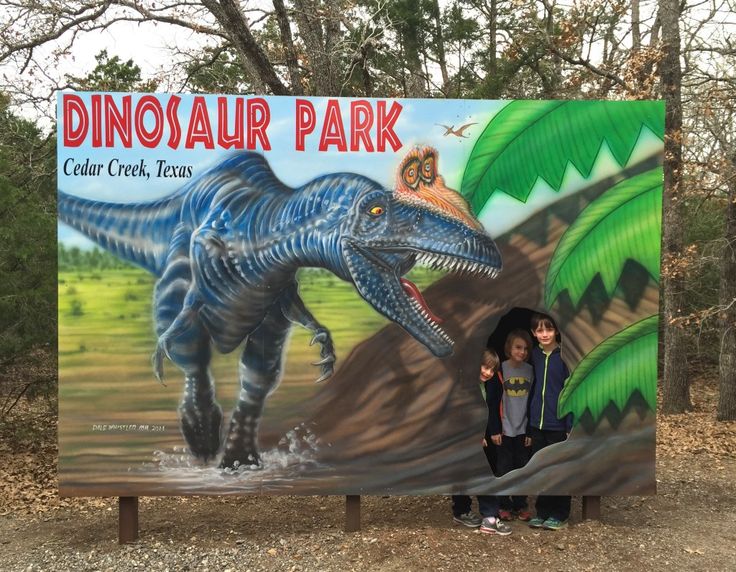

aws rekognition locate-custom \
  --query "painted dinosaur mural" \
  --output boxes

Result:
[58,150,501,469]
[57,95,663,497]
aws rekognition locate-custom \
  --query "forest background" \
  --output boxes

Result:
[1,0,733,424]
[0,1,734,569]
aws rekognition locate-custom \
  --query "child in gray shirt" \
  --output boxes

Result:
[497,329,534,521]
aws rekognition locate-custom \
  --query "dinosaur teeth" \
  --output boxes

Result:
[414,251,498,280]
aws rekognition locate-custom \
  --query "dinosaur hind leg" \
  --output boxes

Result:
[154,236,223,462]
[168,325,222,462]
[219,305,291,469]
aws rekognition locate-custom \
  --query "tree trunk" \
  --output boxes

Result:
[429,0,450,93]
[292,0,340,95]
[323,1,342,95]
[544,0,562,97]
[403,38,427,97]
[489,0,498,77]
[273,0,304,95]
[658,0,691,413]
[631,0,641,51]
[360,42,374,97]
[717,169,736,420]
[202,0,289,95]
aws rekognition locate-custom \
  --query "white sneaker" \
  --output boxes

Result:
[480,516,512,536]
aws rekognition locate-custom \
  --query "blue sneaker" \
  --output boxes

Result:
[542,517,568,530]
[528,517,545,528]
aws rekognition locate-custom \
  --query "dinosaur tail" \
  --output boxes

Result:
[58,191,185,275]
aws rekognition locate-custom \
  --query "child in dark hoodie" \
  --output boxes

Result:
[526,313,572,530]
[452,349,511,536]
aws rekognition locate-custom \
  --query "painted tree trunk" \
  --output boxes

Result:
[304,185,657,494]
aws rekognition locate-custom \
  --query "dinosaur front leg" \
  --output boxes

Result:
[279,283,336,383]
[153,229,223,462]
[219,305,291,469]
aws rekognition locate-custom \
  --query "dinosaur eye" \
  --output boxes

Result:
[402,158,421,189]
[421,154,435,183]
[369,205,384,216]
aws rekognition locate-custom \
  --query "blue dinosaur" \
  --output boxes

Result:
[58,151,502,469]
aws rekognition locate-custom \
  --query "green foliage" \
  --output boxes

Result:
[460,100,665,213]
[58,244,133,271]
[558,315,658,425]
[186,46,254,94]
[681,197,726,361]
[69,300,84,317]
[66,50,157,92]
[0,96,56,365]
[545,167,663,307]
[2,47,155,368]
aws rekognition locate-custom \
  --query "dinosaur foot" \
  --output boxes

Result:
[218,448,262,471]
[310,328,336,383]
[179,400,223,462]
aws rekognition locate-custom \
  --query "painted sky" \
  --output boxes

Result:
[58,94,505,248]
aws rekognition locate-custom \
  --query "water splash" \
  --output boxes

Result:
[140,423,327,493]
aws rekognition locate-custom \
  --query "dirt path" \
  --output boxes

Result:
[1,380,735,571]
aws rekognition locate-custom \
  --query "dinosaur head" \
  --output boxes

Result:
[338,150,502,358]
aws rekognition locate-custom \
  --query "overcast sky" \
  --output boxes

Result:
[0,5,666,251]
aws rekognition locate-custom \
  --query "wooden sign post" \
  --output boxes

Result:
[582,496,601,520]
[118,496,139,544]
[345,495,361,532]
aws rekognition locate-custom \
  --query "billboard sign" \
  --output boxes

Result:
[58,94,663,496]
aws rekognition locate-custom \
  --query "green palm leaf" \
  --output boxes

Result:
[461,100,664,213]
[558,315,658,425]
[545,167,663,307]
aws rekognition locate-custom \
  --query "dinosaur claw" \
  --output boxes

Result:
[314,372,332,384]
[151,349,167,387]
[310,331,328,346]
[161,337,173,362]
[305,328,335,383]
[151,335,176,386]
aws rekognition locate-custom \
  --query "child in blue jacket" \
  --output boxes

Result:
[526,313,572,530]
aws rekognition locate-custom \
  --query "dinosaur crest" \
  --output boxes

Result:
[394,146,482,230]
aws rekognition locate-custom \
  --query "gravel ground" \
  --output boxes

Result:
[2,379,735,571]
[1,452,735,572]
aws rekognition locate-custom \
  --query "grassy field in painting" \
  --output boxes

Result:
[58,263,444,481]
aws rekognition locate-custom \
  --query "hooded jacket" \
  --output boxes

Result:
[527,345,572,433]
[484,371,504,439]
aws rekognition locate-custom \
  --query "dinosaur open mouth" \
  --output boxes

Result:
[343,238,501,358]
[400,278,444,324]
[401,251,501,350]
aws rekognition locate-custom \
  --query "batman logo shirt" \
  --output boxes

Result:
[504,376,531,397]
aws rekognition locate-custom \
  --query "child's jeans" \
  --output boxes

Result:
[497,434,530,510]
[528,427,571,520]
[452,495,500,519]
